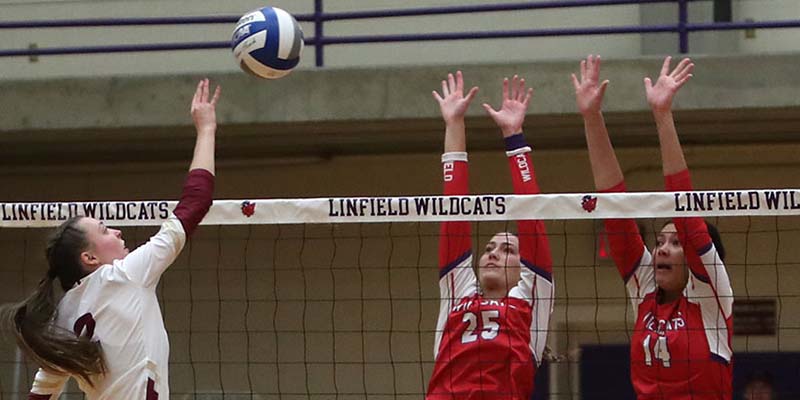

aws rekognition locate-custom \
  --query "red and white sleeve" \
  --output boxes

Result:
[602,181,655,306]
[665,169,733,363]
[504,134,554,366]
[433,152,477,360]
[438,151,476,303]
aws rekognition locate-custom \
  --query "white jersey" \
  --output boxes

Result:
[29,215,186,400]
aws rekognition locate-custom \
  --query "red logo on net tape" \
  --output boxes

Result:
[581,195,598,213]
[241,201,256,217]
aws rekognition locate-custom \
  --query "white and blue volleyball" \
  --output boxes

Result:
[231,7,304,79]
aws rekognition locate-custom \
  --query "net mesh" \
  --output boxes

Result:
[1,195,799,399]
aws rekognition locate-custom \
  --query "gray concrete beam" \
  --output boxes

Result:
[1,53,799,166]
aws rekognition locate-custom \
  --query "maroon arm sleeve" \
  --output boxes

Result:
[173,169,214,237]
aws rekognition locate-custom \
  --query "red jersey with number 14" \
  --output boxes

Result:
[604,170,733,400]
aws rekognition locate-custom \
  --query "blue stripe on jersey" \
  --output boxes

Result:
[697,241,713,256]
[691,268,711,284]
[522,259,552,282]
[622,255,644,284]
[710,352,730,364]
[439,250,472,279]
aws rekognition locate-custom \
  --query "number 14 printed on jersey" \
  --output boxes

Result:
[643,335,672,367]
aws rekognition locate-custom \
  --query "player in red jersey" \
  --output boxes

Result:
[573,55,732,399]
[1,79,219,399]
[426,71,554,400]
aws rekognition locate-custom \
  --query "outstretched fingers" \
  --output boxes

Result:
[597,80,609,99]
[578,54,603,85]
[455,70,464,94]
[591,55,602,82]
[571,73,581,91]
[447,73,456,94]
[522,87,533,107]
[432,90,444,104]
[580,59,587,82]
[514,76,531,104]
[515,76,525,101]
[191,80,203,110]
[670,58,693,77]
[675,72,693,89]
[660,56,672,77]
[210,85,221,106]
[672,60,694,83]
[464,86,479,103]
[434,71,477,102]
[586,55,595,81]
[201,79,210,104]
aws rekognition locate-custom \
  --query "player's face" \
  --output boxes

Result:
[478,233,522,294]
[77,217,129,271]
[652,223,688,294]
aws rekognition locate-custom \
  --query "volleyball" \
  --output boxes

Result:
[231,7,304,79]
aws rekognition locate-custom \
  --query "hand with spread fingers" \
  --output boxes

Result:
[644,56,694,114]
[572,54,609,117]
[482,75,533,138]
[432,70,479,126]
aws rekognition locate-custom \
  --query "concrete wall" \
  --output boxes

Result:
[1,143,799,398]
[3,53,800,170]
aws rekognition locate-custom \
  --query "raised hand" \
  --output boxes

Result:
[644,56,693,114]
[432,71,479,125]
[572,55,609,116]
[482,75,533,138]
[191,79,221,134]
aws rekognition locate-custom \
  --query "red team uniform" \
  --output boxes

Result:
[605,170,733,400]
[427,135,554,400]
[28,170,213,400]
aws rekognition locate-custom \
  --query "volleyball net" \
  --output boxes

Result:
[1,189,799,398]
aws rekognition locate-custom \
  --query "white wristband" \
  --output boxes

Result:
[441,152,468,163]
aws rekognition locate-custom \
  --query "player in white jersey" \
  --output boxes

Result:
[1,79,220,400]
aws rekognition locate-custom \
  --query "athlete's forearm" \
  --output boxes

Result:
[653,110,687,176]
[583,111,624,191]
[173,169,214,237]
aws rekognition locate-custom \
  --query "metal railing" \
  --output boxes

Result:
[1,0,799,65]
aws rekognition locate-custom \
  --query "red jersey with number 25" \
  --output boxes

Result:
[427,144,554,400]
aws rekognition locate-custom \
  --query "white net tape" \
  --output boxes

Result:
[2,189,800,227]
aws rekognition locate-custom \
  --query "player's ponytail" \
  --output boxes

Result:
[0,217,106,385]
